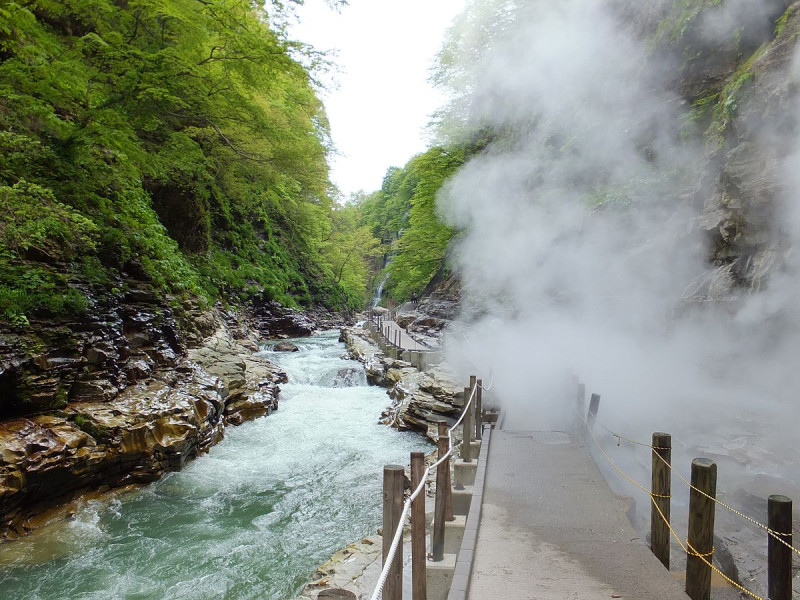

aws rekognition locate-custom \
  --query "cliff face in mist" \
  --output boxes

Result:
[642,1,799,299]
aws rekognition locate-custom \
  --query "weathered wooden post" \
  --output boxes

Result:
[461,386,473,463]
[438,420,454,521]
[768,494,793,600]
[383,464,405,600]
[587,393,600,428]
[475,378,483,441]
[685,458,717,600]
[411,452,427,600]
[577,383,586,426]
[432,426,449,560]
[650,432,671,569]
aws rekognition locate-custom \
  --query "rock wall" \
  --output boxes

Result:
[633,1,800,299]
[340,326,464,441]
[0,277,333,539]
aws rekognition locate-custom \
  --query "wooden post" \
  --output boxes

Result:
[411,452,427,600]
[587,393,600,428]
[383,464,405,600]
[577,383,586,426]
[685,458,717,600]
[438,421,454,521]
[461,386,473,463]
[650,432,671,569]
[475,378,483,440]
[768,495,792,600]
[432,429,449,560]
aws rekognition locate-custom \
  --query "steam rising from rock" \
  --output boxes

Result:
[440,0,800,499]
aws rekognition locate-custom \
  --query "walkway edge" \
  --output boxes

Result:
[446,423,492,600]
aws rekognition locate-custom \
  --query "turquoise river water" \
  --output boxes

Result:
[0,330,430,599]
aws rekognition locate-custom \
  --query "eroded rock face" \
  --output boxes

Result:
[339,326,462,440]
[0,285,289,539]
[699,10,800,297]
[250,300,315,338]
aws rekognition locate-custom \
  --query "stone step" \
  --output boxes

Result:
[453,459,477,488]
[451,484,474,516]
[426,552,457,600]
[444,514,466,554]
[458,440,481,459]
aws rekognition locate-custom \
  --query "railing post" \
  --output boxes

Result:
[438,420,454,521]
[768,494,792,600]
[587,393,600,428]
[383,464,404,600]
[685,458,716,600]
[432,427,449,561]
[650,432,671,569]
[411,452,427,600]
[576,383,586,427]
[475,378,483,441]
[461,386,473,463]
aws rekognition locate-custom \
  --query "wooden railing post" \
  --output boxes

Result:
[685,458,716,600]
[438,421,454,521]
[432,425,450,560]
[461,386,473,463]
[587,393,600,428]
[411,452,427,600]
[383,464,405,600]
[475,378,483,441]
[768,494,793,600]
[650,432,671,569]
[576,383,586,427]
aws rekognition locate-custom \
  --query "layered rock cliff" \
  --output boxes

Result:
[0,276,331,539]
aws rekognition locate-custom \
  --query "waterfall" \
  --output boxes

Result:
[370,271,389,309]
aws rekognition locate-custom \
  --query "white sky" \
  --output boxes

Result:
[288,0,467,199]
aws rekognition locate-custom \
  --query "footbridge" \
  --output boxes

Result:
[342,323,797,600]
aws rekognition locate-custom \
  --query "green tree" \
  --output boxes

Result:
[0,0,356,323]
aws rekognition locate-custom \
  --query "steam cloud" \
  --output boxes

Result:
[439,0,800,524]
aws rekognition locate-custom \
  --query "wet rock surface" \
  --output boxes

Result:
[272,340,300,352]
[0,280,301,539]
[339,325,462,441]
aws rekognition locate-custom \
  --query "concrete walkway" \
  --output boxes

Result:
[468,428,691,600]
[373,315,429,352]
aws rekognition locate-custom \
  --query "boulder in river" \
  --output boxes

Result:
[273,341,300,352]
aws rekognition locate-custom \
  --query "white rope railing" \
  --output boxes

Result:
[369,379,486,600]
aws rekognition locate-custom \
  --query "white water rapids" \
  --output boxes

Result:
[0,330,431,599]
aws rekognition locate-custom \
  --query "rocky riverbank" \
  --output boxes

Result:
[292,318,466,600]
[339,324,465,440]
[0,279,351,540]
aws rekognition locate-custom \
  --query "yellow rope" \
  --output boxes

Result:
[590,411,800,557]
[685,542,714,558]
[584,423,766,600]
[649,495,765,600]
[650,449,800,558]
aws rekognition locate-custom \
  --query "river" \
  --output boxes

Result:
[0,330,430,599]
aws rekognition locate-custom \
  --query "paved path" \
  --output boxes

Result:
[468,428,691,600]
[372,315,429,352]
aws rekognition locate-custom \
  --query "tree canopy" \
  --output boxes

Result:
[0,0,373,324]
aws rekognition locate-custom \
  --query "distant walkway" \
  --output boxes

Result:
[370,311,429,352]
[468,427,690,599]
